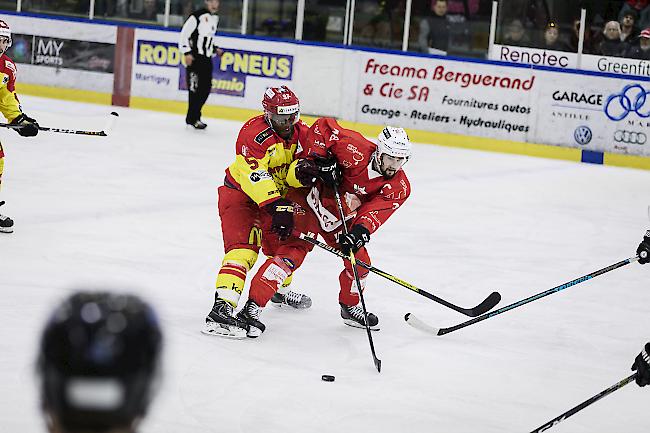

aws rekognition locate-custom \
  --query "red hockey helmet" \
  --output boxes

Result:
[262,86,300,127]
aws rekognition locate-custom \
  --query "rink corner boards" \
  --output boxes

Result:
[18,82,650,172]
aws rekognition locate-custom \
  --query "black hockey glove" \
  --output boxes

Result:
[314,155,341,188]
[11,113,39,137]
[637,230,650,264]
[631,342,650,387]
[339,224,370,255]
[293,158,319,186]
[264,198,295,241]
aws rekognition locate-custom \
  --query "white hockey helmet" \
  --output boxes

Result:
[0,20,11,48]
[374,126,411,178]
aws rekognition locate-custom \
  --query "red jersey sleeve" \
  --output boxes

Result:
[303,117,339,158]
[354,173,411,234]
[0,55,22,122]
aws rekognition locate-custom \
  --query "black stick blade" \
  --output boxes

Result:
[467,291,501,316]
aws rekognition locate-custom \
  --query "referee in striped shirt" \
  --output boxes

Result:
[179,0,224,129]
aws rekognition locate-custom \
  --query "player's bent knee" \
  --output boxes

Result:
[222,248,259,271]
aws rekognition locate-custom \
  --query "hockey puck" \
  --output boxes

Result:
[321,375,335,382]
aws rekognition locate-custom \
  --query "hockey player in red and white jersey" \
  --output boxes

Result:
[202,86,318,339]
[235,117,412,337]
[0,19,39,233]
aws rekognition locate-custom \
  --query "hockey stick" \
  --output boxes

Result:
[530,373,636,432]
[405,255,639,336]
[0,112,119,136]
[296,232,501,317]
[332,183,381,372]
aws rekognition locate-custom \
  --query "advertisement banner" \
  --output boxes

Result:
[354,52,537,142]
[490,44,578,69]
[581,54,650,79]
[534,78,650,156]
[132,30,296,107]
[11,34,114,73]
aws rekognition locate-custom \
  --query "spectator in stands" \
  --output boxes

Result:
[303,0,328,42]
[131,0,158,21]
[502,18,531,47]
[443,0,480,18]
[597,20,628,56]
[569,18,594,54]
[620,9,640,44]
[418,0,451,54]
[540,21,569,51]
[619,0,650,29]
[499,0,547,29]
[628,27,650,59]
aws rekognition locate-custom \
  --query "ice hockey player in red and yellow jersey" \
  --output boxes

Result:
[202,85,316,339]
[235,117,412,337]
[0,19,39,233]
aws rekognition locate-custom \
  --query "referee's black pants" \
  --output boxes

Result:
[185,55,213,124]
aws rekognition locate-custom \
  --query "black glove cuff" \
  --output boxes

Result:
[351,224,370,241]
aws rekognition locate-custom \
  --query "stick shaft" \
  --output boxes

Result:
[298,232,499,316]
[438,257,638,335]
[531,374,636,432]
[332,185,381,372]
[0,122,107,136]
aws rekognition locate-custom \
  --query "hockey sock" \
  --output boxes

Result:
[276,273,294,295]
[338,269,368,306]
[216,262,248,307]
[249,257,294,307]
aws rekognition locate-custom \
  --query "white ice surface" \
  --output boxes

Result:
[1,96,649,433]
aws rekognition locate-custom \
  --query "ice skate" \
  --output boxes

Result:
[340,302,380,331]
[202,298,248,339]
[270,290,312,309]
[0,201,14,233]
[187,120,207,130]
[236,299,266,338]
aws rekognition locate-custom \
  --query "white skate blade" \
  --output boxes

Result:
[201,321,247,339]
[0,227,14,233]
[246,326,264,338]
[270,301,309,310]
[343,319,380,331]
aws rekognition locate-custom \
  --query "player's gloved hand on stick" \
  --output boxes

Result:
[264,198,295,241]
[631,342,650,387]
[339,224,370,255]
[637,230,650,264]
[11,113,39,137]
[314,155,341,188]
[294,158,319,186]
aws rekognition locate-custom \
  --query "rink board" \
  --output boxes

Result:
[4,11,650,168]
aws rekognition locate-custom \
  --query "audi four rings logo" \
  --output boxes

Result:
[604,84,650,121]
[614,130,647,145]
[574,126,592,145]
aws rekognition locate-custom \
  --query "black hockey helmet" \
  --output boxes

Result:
[37,291,163,432]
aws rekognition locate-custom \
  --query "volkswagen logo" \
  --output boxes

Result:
[613,130,647,145]
[604,84,650,121]
[574,125,592,145]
